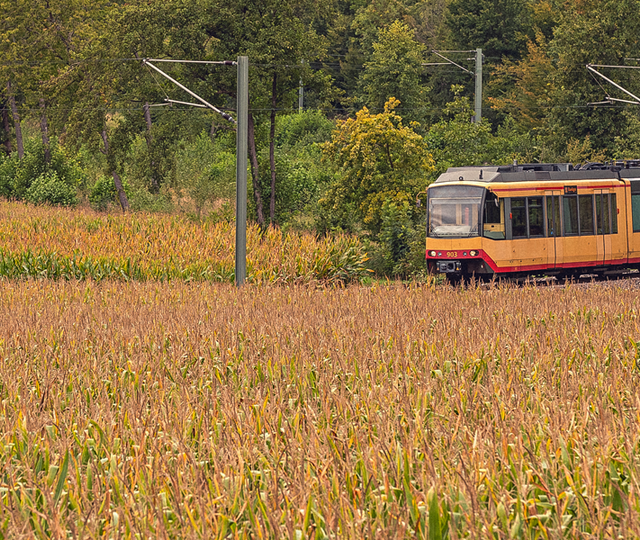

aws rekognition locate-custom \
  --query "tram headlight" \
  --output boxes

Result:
[429,251,437,257]
[469,250,478,257]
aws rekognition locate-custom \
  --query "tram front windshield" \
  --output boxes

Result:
[427,185,484,237]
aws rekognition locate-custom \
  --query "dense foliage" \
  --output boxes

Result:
[2,0,640,276]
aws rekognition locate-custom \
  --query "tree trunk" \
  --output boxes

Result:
[1,100,11,155]
[7,81,24,159]
[248,111,265,228]
[269,72,277,225]
[111,170,130,213]
[101,129,130,212]
[40,98,51,163]
[143,102,159,192]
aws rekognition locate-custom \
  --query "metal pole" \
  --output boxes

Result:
[475,48,483,124]
[299,60,304,112]
[298,79,303,112]
[235,56,249,286]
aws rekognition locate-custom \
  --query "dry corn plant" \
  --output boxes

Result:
[0,202,368,284]
[0,278,639,538]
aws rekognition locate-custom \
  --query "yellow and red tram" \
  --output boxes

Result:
[425,161,640,281]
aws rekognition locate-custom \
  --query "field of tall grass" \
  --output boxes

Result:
[0,201,368,284]
[0,278,639,538]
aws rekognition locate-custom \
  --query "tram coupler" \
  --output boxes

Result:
[436,260,462,273]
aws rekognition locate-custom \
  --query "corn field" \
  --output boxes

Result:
[0,202,368,284]
[0,278,639,538]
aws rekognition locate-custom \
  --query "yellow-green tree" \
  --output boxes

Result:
[321,97,434,234]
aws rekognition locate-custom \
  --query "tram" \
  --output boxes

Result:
[425,161,640,281]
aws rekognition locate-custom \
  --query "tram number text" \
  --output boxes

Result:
[446,251,458,258]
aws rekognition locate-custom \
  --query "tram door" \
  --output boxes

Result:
[545,192,562,268]
[595,190,611,266]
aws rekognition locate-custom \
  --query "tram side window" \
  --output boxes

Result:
[632,182,640,232]
[547,196,560,237]
[612,193,618,234]
[578,195,594,235]
[596,193,610,235]
[528,197,544,237]
[562,195,578,236]
[483,192,505,239]
[510,197,544,238]
[511,198,527,238]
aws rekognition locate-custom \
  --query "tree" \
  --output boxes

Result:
[198,0,331,227]
[0,0,32,158]
[488,31,555,132]
[426,87,539,173]
[441,0,534,125]
[358,21,429,124]
[0,0,106,161]
[50,1,139,211]
[324,0,447,117]
[541,0,640,156]
[445,0,532,62]
[0,94,11,155]
[321,97,434,234]
[54,0,213,211]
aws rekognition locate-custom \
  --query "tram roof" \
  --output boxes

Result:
[434,162,640,184]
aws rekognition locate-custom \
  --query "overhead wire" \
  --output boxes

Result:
[0,57,634,70]
[4,57,640,116]
[9,102,635,116]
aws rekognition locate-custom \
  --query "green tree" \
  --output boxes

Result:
[263,110,335,228]
[53,0,210,211]
[426,87,538,174]
[358,21,429,124]
[51,3,134,211]
[196,0,332,227]
[441,0,534,125]
[321,97,434,234]
[542,0,640,156]
[613,111,640,159]
[0,0,111,160]
[445,0,532,61]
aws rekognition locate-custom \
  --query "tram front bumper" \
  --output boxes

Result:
[436,260,462,273]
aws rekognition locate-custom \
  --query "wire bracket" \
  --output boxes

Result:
[142,58,236,122]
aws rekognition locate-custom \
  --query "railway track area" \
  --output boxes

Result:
[448,269,640,289]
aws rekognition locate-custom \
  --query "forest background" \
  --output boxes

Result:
[2,0,640,277]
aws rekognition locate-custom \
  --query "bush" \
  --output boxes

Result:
[367,201,428,278]
[0,151,19,198]
[25,171,78,206]
[276,110,334,148]
[251,112,336,229]
[0,137,86,203]
[89,175,124,211]
[127,184,174,213]
[176,133,235,218]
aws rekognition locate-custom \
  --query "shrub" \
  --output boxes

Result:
[127,185,174,213]
[176,133,235,218]
[367,201,427,278]
[89,175,129,211]
[25,171,78,206]
[276,110,334,148]
[0,151,19,198]
[0,137,86,202]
